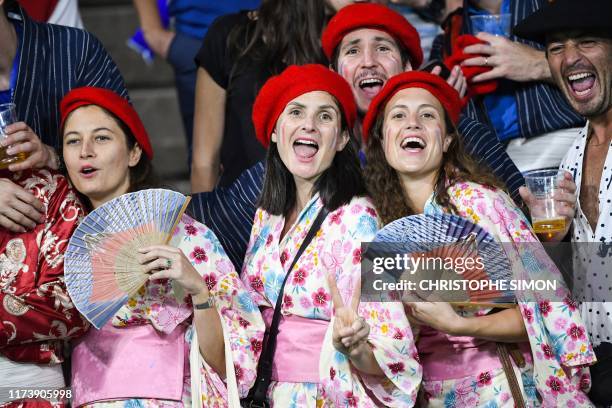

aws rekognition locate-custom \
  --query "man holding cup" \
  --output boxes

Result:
[432,0,585,173]
[0,0,127,232]
[514,0,612,404]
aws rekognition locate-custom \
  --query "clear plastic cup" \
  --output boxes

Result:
[470,13,512,37]
[0,103,27,170]
[524,169,566,238]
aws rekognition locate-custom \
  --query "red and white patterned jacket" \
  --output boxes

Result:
[0,169,88,364]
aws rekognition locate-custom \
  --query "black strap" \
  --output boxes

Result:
[246,207,329,406]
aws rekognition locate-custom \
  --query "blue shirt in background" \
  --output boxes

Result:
[0,21,21,105]
[169,0,261,40]
[469,0,519,142]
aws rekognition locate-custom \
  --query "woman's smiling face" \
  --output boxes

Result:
[381,87,451,181]
[271,91,349,185]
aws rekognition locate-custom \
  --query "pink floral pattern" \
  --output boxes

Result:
[242,195,421,407]
[84,214,264,407]
[421,182,595,407]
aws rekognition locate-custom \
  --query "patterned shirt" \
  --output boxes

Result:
[0,169,88,364]
[560,122,612,347]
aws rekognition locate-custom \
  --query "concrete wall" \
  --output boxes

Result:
[80,0,190,192]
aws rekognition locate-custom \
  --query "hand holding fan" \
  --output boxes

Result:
[64,189,191,328]
[368,213,515,308]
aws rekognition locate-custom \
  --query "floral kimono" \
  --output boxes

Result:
[419,181,595,407]
[71,214,264,408]
[242,194,422,407]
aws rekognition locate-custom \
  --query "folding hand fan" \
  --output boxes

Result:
[64,189,191,328]
[368,213,515,308]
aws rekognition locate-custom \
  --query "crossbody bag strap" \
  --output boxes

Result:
[497,342,526,408]
[247,207,329,405]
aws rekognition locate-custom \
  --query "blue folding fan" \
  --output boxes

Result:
[64,189,191,328]
[366,213,515,307]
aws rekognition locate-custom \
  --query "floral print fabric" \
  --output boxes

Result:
[421,182,595,407]
[242,195,422,407]
[79,214,264,408]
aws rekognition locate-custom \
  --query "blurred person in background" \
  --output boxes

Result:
[132,0,260,164]
[18,0,83,28]
[190,0,329,193]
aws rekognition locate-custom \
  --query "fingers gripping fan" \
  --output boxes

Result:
[64,189,191,328]
[367,213,515,307]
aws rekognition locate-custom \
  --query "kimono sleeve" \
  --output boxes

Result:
[182,219,265,399]
[0,177,88,362]
[322,199,422,407]
[451,183,595,405]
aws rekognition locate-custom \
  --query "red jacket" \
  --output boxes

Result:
[0,169,88,363]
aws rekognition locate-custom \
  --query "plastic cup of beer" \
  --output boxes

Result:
[0,103,27,170]
[470,13,512,37]
[524,169,566,238]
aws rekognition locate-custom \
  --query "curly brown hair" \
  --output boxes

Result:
[364,109,505,226]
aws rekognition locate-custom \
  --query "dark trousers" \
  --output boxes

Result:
[590,342,612,406]
[167,32,202,167]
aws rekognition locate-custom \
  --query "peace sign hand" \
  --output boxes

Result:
[328,272,370,358]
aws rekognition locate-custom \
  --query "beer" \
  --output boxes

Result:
[1,103,22,169]
[0,146,28,169]
[533,217,566,238]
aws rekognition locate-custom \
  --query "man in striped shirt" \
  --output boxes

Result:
[0,0,127,233]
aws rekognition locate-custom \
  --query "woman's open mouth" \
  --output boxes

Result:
[293,138,319,160]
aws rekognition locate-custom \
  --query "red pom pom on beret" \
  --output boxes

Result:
[60,87,154,159]
[321,3,423,68]
[252,64,357,148]
[362,71,462,144]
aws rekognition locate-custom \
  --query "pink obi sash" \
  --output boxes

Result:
[71,323,187,407]
[262,308,328,383]
[418,326,532,381]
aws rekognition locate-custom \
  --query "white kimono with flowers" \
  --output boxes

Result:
[242,195,422,407]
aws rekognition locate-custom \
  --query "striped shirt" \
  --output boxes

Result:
[189,161,264,271]
[9,7,128,150]
[430,0,585,142]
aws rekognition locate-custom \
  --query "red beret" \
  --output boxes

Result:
[60,87,154,159]
[362,71,462,144]
[252,64,357,148]
[321,3,423,68]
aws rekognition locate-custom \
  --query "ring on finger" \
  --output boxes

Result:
[165,258,172,269]
[484,57,489,66]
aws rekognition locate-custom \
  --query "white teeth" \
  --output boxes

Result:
[401,137,425,149]
[568,72,593,82]
[359,78,384,87]
[295,139,318,147]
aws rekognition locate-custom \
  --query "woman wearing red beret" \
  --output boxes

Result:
[58,87,264,407]
[241,64,421,406]
[363,71,595,406]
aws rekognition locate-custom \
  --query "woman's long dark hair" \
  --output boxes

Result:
[60,106,159,211]
[227,0,328,80]
[364,110,504,226]
[258,114,367,216]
